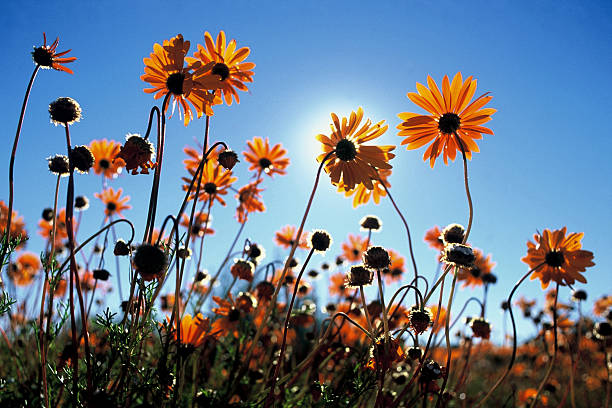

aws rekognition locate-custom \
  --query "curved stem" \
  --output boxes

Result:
[143,106,160,141]
[267,248,316,404]
[64,124,93,398]
[529,282,559,408]
[453,132,474,243]
[475,262,546,407]
[39,173,60,408]
[243,151,335,376]
[376,170,419,303]
[1,65,40,268]
[435,271,458,408]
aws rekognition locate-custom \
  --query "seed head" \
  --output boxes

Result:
[360,215,382,231]
[363,246,391,270]
[49,97,82,126]
[133,243,168,281]
[309,229,332,253]
[47,154,70,176]
[441,223,465,245]
[442,243,475,268]
[70,146,95,173]
[345,265,374,288]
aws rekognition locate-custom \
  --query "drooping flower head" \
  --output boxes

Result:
[397,73,495,167]
[521,227,594,289]
[243,137,290,177]
[89,139,125,178]
[115,134,156,175]
[94,187,131,220]
[141,34,221,125]
[317,107,395,191]
[188,31,255,106]
[32,33,76,74]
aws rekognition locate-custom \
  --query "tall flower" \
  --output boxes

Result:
[188,31,255,106]
[397,72,496,167]
[243,137,290,177]
[316,107,395,191]
[32,33,76,74]
[522,227,594,289]
[182,160,236,206]
[89,139,124,179]
[141,34,221,125]
[94,187,131,220]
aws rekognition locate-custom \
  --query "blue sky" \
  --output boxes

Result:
[1,0,611,342]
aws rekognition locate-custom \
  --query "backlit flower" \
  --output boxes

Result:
[188,31,255,106]
[274,225,308,250]
[38,208,68,247]
[89,139,124,178]
[182,160,236,206]
[115,134,156,175]
[317,108,395,191]
[383,249,405,284]
[235,178,265,223]
[8,252,41,286]
[341,234,368,263]
[141,34,221,125]
[424,226,444,251]
[397,72,496,167]
[521,227,594,288]
[94,187,131,220]
[180,213,214,237]
[32,33,76,74]
[168,313,213,348]
[456,249,495,288]
[340,168,391,208]
[0,201,27,248]
[243,136,290,177]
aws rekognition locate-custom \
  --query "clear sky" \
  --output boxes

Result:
[1,0,611,342]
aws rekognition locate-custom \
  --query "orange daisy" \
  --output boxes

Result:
[168,313,214,348]
[0,201,27,248]
[243,137,290,177]
[211,294,253,338]
[8,252,41,286]
[521,227,594,289]
[38,208,68,247]
[329,272,349,298]
[424,226,445,251]
[397,72,496,167]
[274,225,308,250]
[141,34,221,126]
[32,33,76,74]
[235,178,265,224]
[429,305,448,334]
[340,168,391,208]
[94,187,131,220]
[182,159,237,206]
[341,234,368,263]
[316,107,395,191]
[188,30,255,106]
[182,144,224,173]
[593,295,612,317]
[180,213,215,237]
[383,249,405,284]
[456,249,495,288]
[89,139,125,179]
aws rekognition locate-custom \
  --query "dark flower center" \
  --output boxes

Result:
[391,268,402,277]
[166,73,185,95]
[32,47,53,67]
[335,139,357,161]
[352,249,359,257]
[212,63,230,81]
[99,159,110,169]
[203,182,217,194]
[545,250,565,268]
[106,202,117,212]
[438,113,461,134]
[228,308,240,321]
[470,267,481,278]
[258,158,272,170]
